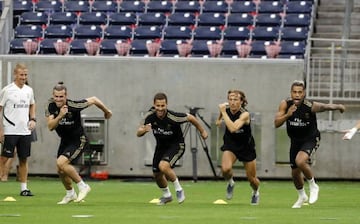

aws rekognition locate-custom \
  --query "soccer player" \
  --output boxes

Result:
[137,92,208,205]
[274,80,345,208]
[0,63,36,196]
[216,90,260,205]
[45,81,112,204]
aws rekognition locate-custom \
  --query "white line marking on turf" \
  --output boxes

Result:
[0,214,21,217]
[72,215,94,218]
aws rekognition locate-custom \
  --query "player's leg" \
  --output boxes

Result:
[17,135,33,196]
[244,160,260,205]
[221,150,237,199]
[57,164,77,204]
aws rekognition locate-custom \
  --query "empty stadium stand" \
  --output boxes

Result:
[7,0,315,58]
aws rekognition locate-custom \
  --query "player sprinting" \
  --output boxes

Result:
[137,92,208,205]
[274,80,345,208]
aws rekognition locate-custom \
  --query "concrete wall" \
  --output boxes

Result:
[1,55,359,179]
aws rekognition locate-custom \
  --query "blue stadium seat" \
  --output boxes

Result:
[230,1,256,13]
[197,12,226,26]
[13,0,33,16]
[163,26,192,40]
[99,39,124,55]
[78,12,107,25]
[119,1,145,13]
[280,26,308,41]
[160,39,182,56]
[91,0,118,13]
[193,26,222,40]
[14,25,43,39]
[34,0,62,13]
[226,13,254,26]
[146,1,173,13]
[49,12,78,25]
[252,26,280,41]
[255,13,282,27]
[64,1,90,12]
[167,12,196,26]
[73,25,103,39]
[286,1,313,14]
[133,26,162,40]
[258,1,284,13]
[279,40,306,56]
[173,1,200,13]
[9,38,33,54]
[108,12,137,25]
[250,41,270,55]
[130,39,149,55]
[69,39,90,54]
[103,25,133,39]
[223,26,250,40]
[221,40,238,56]
[191,40,211,56]
[44,24,73,38]
[138,12,167,26]
[19,12,48,25]
[39,38,68,54]
[202,1,229,13]
[283,13,311,27]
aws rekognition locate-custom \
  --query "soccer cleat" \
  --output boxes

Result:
[226,183,234,200]
[57,193,77,205]
[291,195,308,208]
[157,196,173,205]
[20,189,34,196]
[251,194,260,205]
[176,190,185,204]
[74,184,91,202]
[309,184,319,204]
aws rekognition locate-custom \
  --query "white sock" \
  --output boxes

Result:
[21,182,28,191]
[307,177,317,188]
[161,187,171,198]
[228,177,235,186]
[252,187,260,196]
[66,188,75,196]
[173,178,182,191]
[297,188,307,198]
[77,180,87,189]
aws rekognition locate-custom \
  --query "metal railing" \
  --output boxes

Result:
[306,38,360,102]
[0,0,12,54]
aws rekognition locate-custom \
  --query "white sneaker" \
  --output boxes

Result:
[57,193,77,205]
[309,184,319,204]
[291,195,308,208]
[176,189,185,204]
[74,184,91,202]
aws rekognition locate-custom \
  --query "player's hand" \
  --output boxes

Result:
[59,105,68,117]
[338,104,346,113]
[200,130,208,139]
[287,104,297,117]
[104,110,112,119]
[342,128,357,140]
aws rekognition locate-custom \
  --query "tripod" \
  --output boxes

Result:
[183,106,217,182]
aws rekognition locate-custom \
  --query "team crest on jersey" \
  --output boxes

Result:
[305,113,310,119]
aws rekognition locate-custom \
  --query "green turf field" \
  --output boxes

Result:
[0,177,359,224]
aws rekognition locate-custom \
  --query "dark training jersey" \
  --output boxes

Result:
[223,107,253,147]
[45,99,89,140]
[143,108,188,145]
[285,98,320,141]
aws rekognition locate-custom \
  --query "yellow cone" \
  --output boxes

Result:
[149,198,160,204]
[3,196,16,202]
[213,199,227,204]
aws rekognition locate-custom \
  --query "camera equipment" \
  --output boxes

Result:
[183,106,217,182]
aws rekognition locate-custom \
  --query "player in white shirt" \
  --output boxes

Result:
[0,63,36,196]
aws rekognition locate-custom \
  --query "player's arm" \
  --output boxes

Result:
[136,123,152,137]
[221,109,249,133]
[311,102,345,113]
[274,100,293,128]
[28,103,36,130]
[0,106,3,142]
[187,114,208,139]
[86,96,112,119]
[343,120,360,140]
[46,105,68,131]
